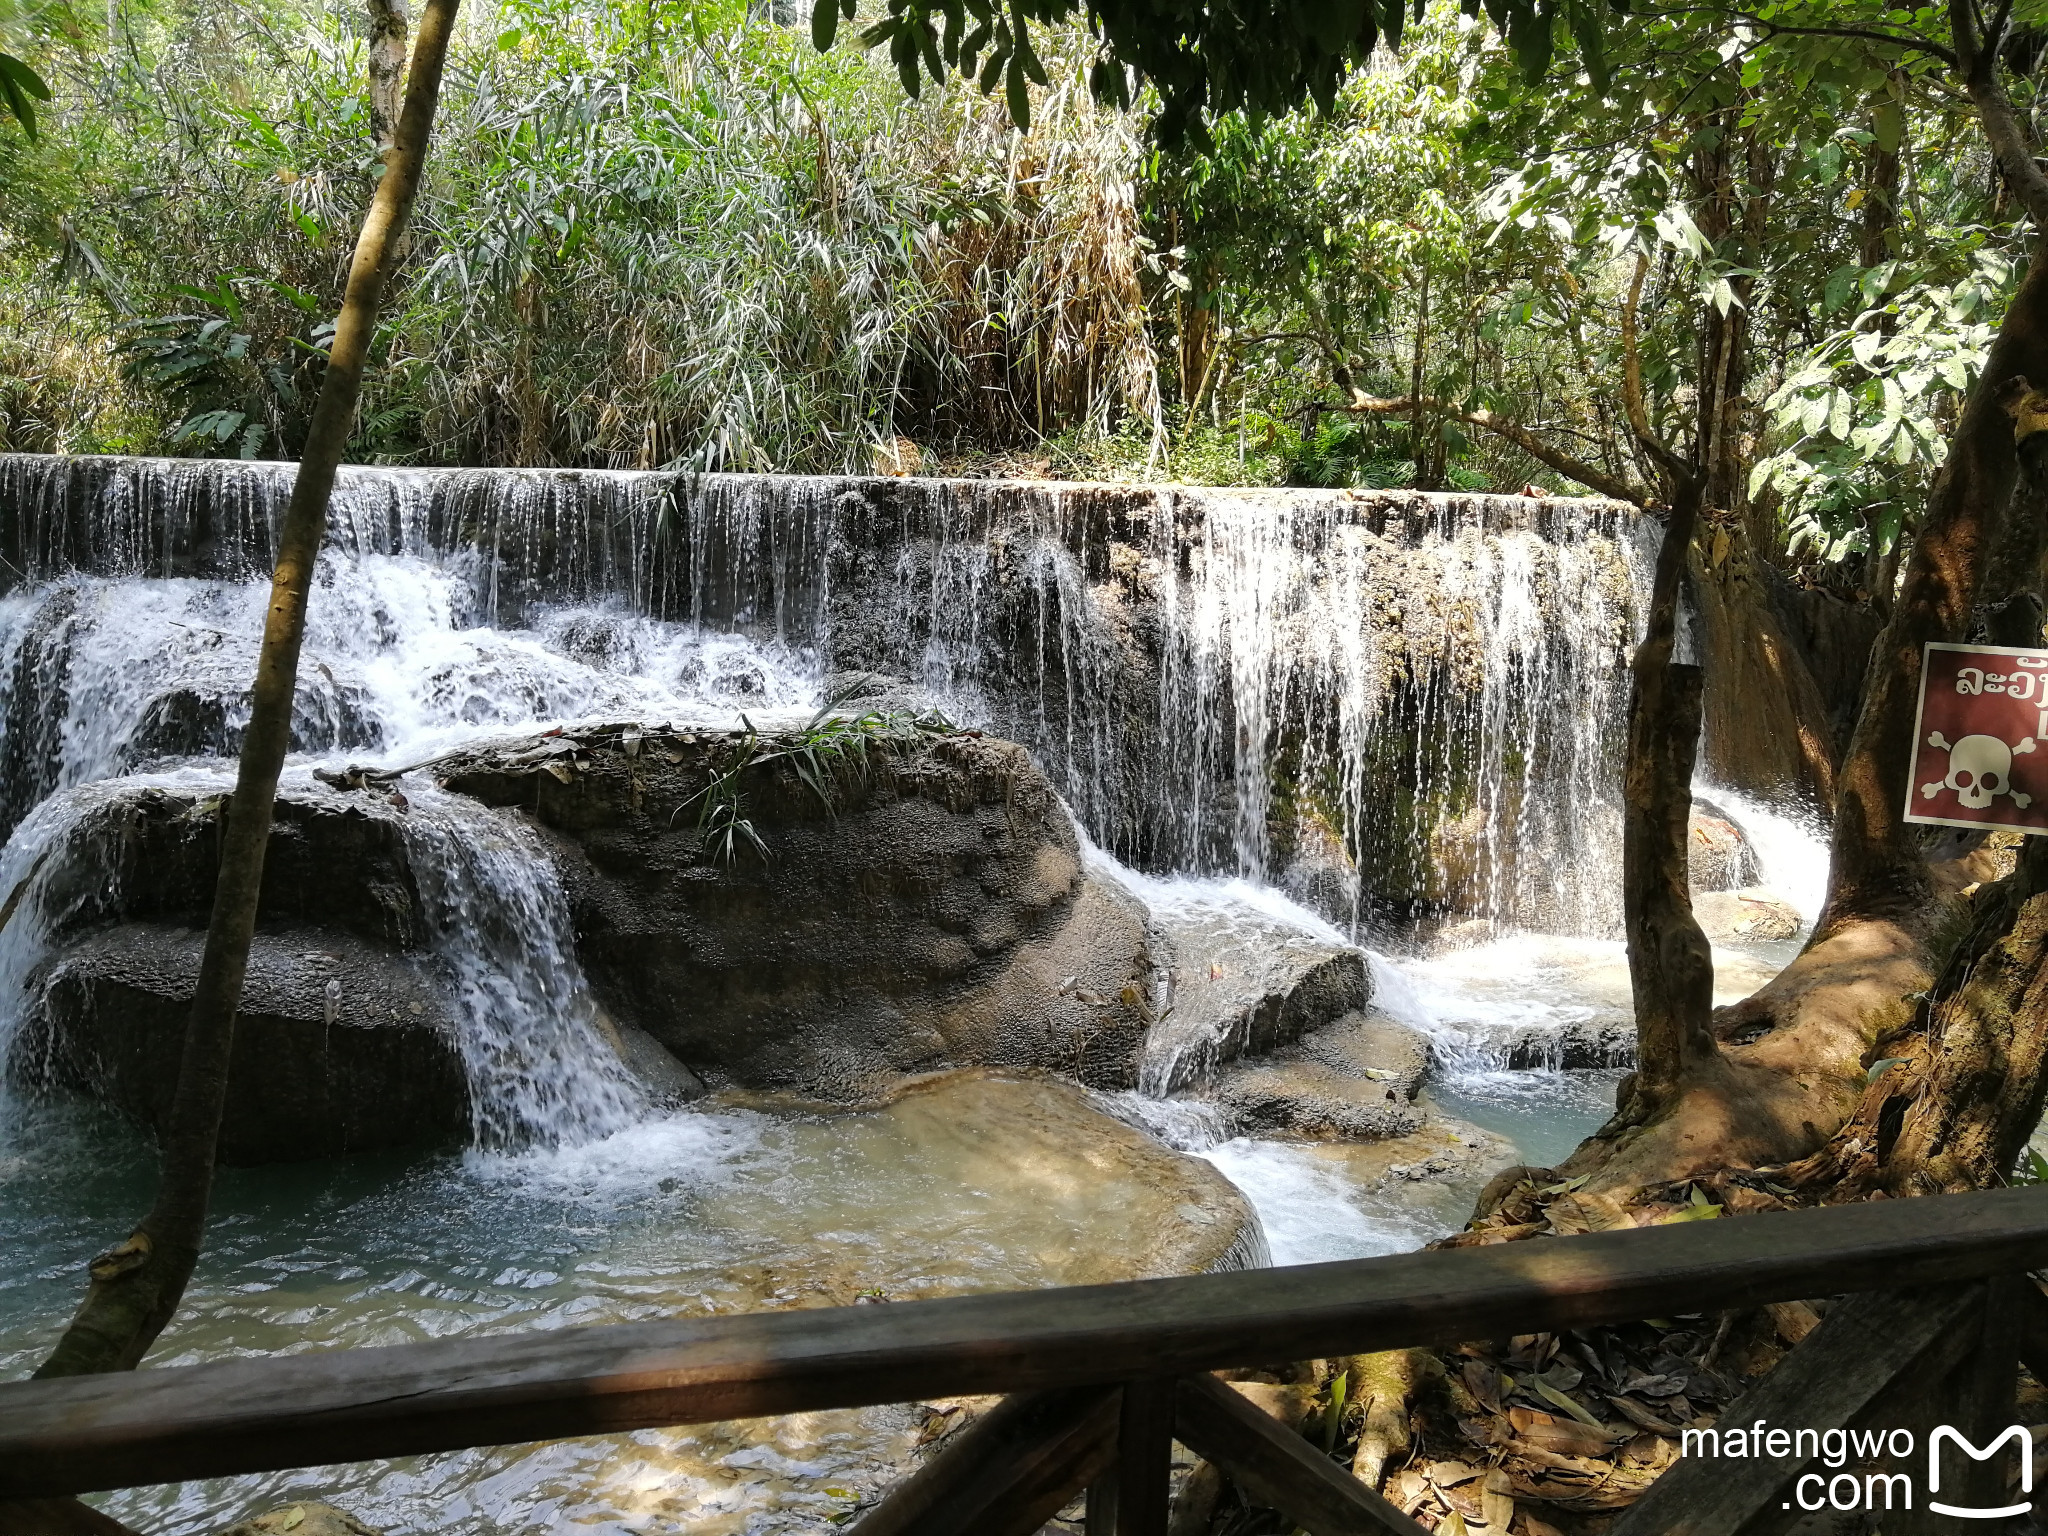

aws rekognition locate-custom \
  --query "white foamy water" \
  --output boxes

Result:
[1373,934,1610,1081]
[1081,835,1354,947]
[1079,835,1622,1242]
[1697,782,1831,926]
[0,554,819,835]
[403,786,649,1152]
[1195,1139,1446,1263]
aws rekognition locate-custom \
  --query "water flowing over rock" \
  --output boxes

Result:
[433,723,1165,1098]
[5,774,659,1161]
[0,454,1651,933]
[0,453,1658,1191]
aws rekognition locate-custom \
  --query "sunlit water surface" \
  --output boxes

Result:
[0,505,1830,1530]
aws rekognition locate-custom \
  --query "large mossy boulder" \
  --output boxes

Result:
[19,725,1171,1156]
[36,923,465,1163]
[19,721,1436,1162]
[16,781,470,1162]
[435,723,1160,1098]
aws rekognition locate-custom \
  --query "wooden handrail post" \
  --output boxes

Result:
[1173,1372,1429,1536]
[1606,1287,1984,1536]
[1117,1377,1174,1536]
[1911,1275,2028,1533]
[1084,1474,1118,1535]
[849,1383,1119,1536]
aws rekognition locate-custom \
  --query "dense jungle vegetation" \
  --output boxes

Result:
[0,0,2030,586]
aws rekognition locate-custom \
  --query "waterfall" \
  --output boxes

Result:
[0,768,645,1153]
[1695,782,1832,926]
[0,454,1652,938]
[402,787,647,1151]
[0,557,818,838]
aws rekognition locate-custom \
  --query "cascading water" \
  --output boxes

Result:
[1694,781,1832,927]
[0,453,1665,1211]
[0,454,1653,935]
[865,480,1653,934]
[0,453,1710,1532]
[401,786,647,1151]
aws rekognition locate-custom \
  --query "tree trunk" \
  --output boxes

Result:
[367,0,411,166]
[1409,270,1435,490]
[1785,383,2048,1199]
[1787,835,2048,1199]
[1822,0,2048,929]
[1542,1,2048,1208]
[1618,476,1716,1119]
[31,0,461,1382]
[1818,250,2048,930]
[1690,523,1842,807]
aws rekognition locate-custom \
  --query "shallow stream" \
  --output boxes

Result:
[1,794,1826,1533]
[0,468,1831,1532]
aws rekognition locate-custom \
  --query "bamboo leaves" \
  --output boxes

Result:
[684,691,959,865]
[0,51,49,141]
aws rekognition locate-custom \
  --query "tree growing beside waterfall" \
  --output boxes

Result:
[848,0,2048,1209]
[28,0,463,1475]
[1,0,2048,1529]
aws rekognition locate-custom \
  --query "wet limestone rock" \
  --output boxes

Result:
[1502,1017,1636,1070]
[220,1505,383,1536]
[1307,1116,1521,1230]
[32,923,469,1164]
[1301,1009,1432,1097]
[1133,891,1371,1094]
[1692,887,1803,942]
[436,724,1160,1098]
[727,1069,1271,1283]
[1207,1011,1430,1140]
[1687,799,1762,893]
[12,781,477,1163]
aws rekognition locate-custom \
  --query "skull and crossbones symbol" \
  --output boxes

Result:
[1921,731,2038,810]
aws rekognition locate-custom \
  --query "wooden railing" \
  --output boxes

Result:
[8,1188,2048,1535]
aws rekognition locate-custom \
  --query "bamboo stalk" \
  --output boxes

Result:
[31,0,463,1383]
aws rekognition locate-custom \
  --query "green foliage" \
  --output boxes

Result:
[1754,248,2016,560]
[685,683,959,863]
[841,0,1591,148]
[0,0,1164,469]
[0,50,47,140]
[0,0,2041,569]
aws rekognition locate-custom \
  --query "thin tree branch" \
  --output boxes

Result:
[1953,0,2048,230]
[1316,393,1650,505]
[1619,251,1693,491]
[1627,5,1960,67]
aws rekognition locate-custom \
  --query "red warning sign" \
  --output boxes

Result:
[1906,642,2048,834]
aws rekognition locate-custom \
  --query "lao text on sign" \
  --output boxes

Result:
[1905,642,2048,834]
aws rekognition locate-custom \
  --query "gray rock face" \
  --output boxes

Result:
[438,725,1160,1099]
[1133,893,1371,1093]
[1300,1010,1432,1098]
[32,924,468,1164]
[1688,799,1762,893]
[20,726,1171,1161]
[15,781,472,1163]
[1307,1115,1522,1230]
[1206,1011,1430,1140]
[1692,887,1803,941]
[1501,1017,1637,1070]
